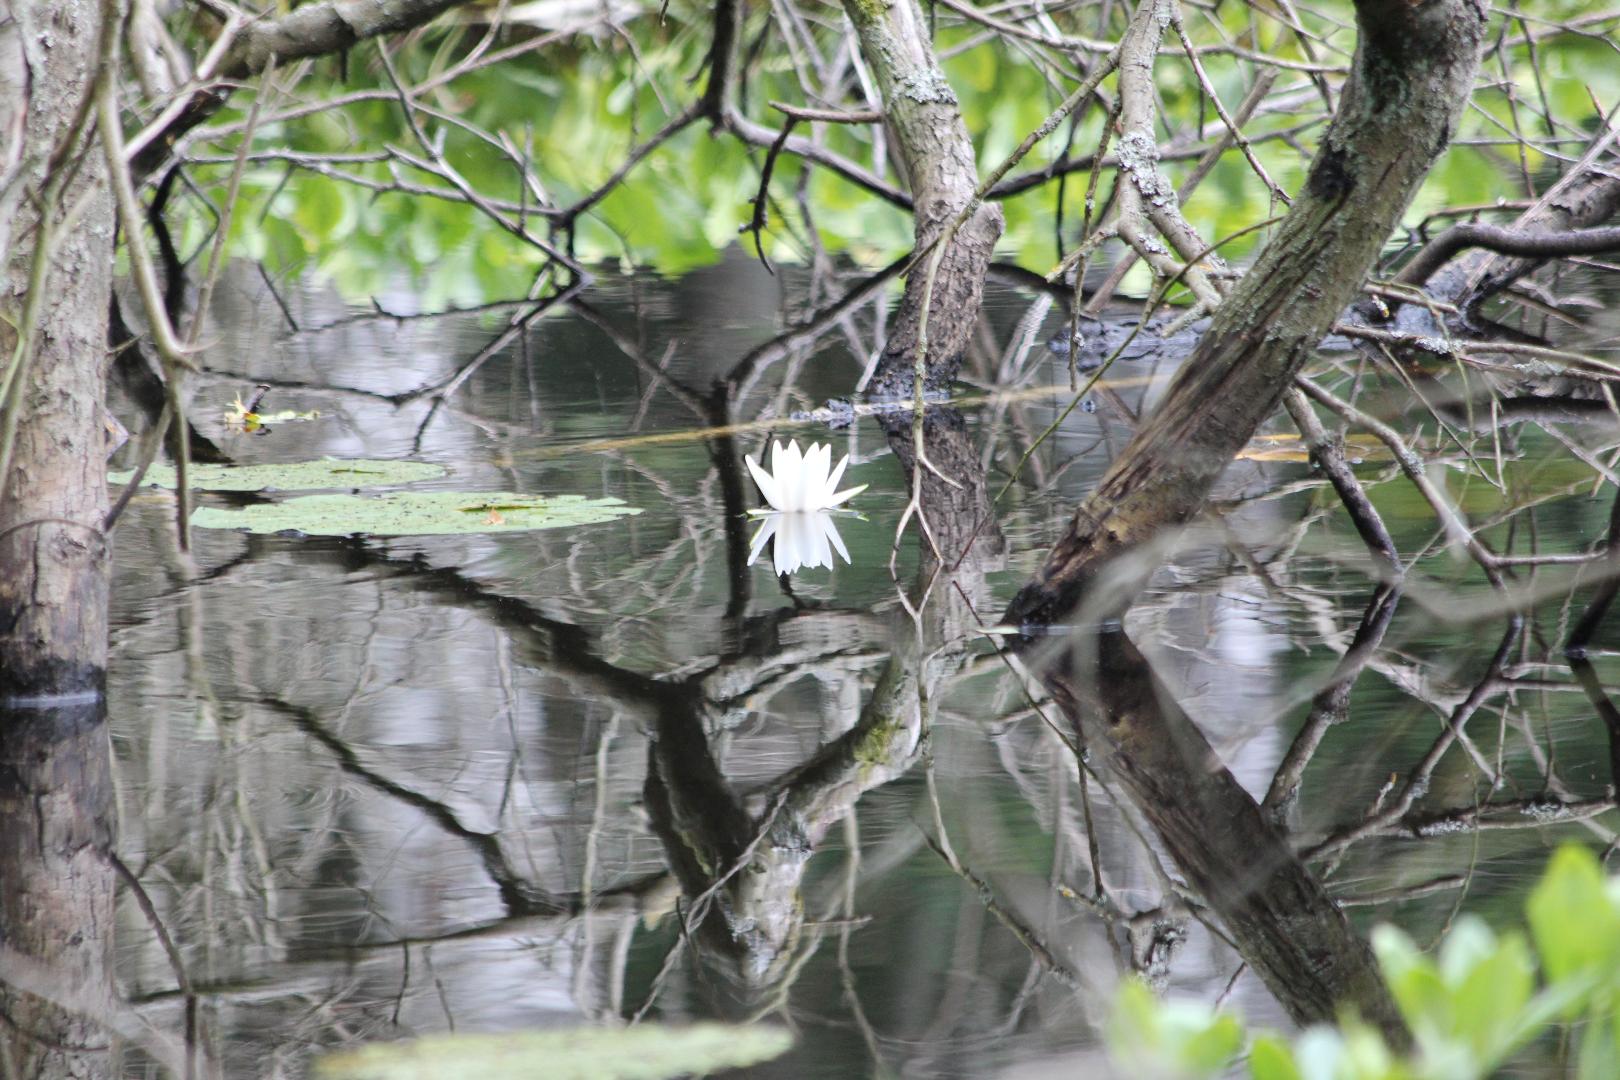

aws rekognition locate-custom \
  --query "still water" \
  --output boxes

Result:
[100,250,1619,1077]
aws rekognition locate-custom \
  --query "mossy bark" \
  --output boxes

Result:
[840,0,1004,395]
[1000,0,1488,1034]
[1007,0,1486,625]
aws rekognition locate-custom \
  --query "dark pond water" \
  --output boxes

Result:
[96,248,1620,1077]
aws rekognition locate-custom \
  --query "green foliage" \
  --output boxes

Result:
[1105,845,1620,1080]
[159,0,1617,302]
[1111,980,1247,1076]
[315,1022,793,1080]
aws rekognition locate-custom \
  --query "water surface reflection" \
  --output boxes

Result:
[51,253,1620,1075]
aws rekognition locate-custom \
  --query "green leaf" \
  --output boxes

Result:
[1248,1036,1303,1080]
[315,1023,793,1080]
[1108,980,1242,1079]
[1527,845,1620,987]
[1373,925,1451,1042]
[1576,1009,1615,1080]
[111,459,447,492]
[1449,930,1533,1062]
[190,491,641,536]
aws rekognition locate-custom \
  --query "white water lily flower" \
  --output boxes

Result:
[747,511,851,575]
[744,440,866,513]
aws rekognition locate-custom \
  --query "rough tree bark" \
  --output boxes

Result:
[999,0,1488,1032]
[839,0,1004,395]
[0,0,116,701]
[0,6,119,1077]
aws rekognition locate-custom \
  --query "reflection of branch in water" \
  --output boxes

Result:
[641,643,930,1003]
[1565,488,1620,795]
[1306,618,1523,863]
[265,697,568,917]
[917,831,1079,987]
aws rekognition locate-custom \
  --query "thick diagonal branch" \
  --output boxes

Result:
[999,0,1488,1034]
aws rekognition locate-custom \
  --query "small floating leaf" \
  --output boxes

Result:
[110,459,448,492]
[191,491,641,536]
[315,1023,793,1080]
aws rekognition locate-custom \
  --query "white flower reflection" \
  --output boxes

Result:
[747,510,851,575]
[744,440,865,574]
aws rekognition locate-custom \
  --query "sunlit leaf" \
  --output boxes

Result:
[1528,845,1620,988]
[190,490,641,536]
[1108,980,1243,1079]
[1247,1036,1302,1080]
[316,1023,793,1080]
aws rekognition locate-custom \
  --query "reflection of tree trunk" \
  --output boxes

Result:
[1046,629,1404,1031]
[0,0,114,697]
[643,413,996,1001]
[839,0,1003,396]
[998,0,1487,1036]
[0,702,116,1080]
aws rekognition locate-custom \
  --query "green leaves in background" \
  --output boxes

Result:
[110,459,448,492]
[316,1023,792,1080]
[1107,844,1620,1080]
[191,491,641,536]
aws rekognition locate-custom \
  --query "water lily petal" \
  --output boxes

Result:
[824,452,849,502]
[803,443,832,509]
[820,481,868,510]
[773,441,804,511]
[821,511,850,565]
[746,453,783,511]
[747,512,781,565]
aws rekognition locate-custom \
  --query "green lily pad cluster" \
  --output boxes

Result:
[112,458,640,537]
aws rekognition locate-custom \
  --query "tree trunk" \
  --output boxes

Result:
[0,701,117,1080]
[840,0,1004,396]
[1007,0,1485,626]
[0,0,115,703]
[0,3,118,1073]
[1000,0,1487,1033]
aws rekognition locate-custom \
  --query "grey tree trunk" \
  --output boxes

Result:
[839,0,1004,395]
[0,0,114,697]
[0,2,118,1077]
[1000,0,1488,1034]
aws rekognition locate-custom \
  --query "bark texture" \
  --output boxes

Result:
[223,0,470,74]
[0,702,116,1080]
[0,4,117,1071]
[841,0,1004,395]
[1006,0,1486,626]
[999,0,1488,1032]
[0,0,114,699]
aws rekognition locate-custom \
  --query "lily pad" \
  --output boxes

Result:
[190,491,641,536]
[109,459,448,492]
[316,1023,793,1080]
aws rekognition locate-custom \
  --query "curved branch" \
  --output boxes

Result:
[1397,220,1620,288]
